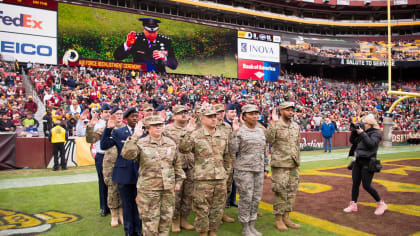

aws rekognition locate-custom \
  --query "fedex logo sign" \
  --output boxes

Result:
[0,11,43,29]
[0,3,57,37]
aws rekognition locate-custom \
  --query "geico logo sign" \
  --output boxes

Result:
[0,10,43,29]
[1,41,52,56]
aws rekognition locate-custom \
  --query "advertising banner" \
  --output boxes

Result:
[238,59,280,81]
[0,3,57,37]
[0,0,57,10]
[237,38,280,63]
[0,31,57,64]
[58,3,237,77]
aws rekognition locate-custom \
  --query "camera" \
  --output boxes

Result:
[350,122,365,131]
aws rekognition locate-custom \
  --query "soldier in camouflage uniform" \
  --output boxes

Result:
[193,105,202,130]
[214,104,235,223]
[230,104,269,236]
[179,107,234,236]
[265,102,301,231]
[121,115,185,236]
[162,105,195,232]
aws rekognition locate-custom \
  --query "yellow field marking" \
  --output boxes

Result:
[35,211,80,224]
[381,166,420,175]
[258,201,374,236]
[358,202,420,217]
[299,182,332,194]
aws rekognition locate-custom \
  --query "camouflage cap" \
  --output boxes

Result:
[194,106,202,114]
[201,107,217,116]
[142,103,154,111]
[144,115,164,126]
[279,102,295,110]
[241,104,259,114]
[213,104,225,112]
[172,105,188,114]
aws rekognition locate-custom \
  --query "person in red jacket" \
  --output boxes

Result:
[24,96,38,114]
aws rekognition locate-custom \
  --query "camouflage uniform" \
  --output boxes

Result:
[121,116,185,236]
[179,108,232,233]
[230,124,268,223]
[163,122,194,221]
[265,109,300,216]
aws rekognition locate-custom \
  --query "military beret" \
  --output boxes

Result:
[142,103,154,111]
[201,107,217,116]
[144,115,164,126]
[213,104,225,112]
[226,103,235,111]
[173,105,188,114]
[155,104,165,112]
[101,103,112,111]
[279,102,295,110]
[111,106,122,115]
[241,104,259,114]
[123,107,138,118]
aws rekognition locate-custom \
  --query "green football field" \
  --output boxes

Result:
[0,145,419,235]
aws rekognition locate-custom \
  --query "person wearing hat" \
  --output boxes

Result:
[230,104,268,236]
[114,17,178,73]
[85,104,113,218]
[343,113,387,216]
[100,107,142,236]
[213,104,235,223]
[179,106,236,236]
[142,103,155,118]
[122,115,185,236]
[224,103,239,209]
[265,102,301,231]
[24,96,38,115]
[49,120,68,171]
[162,105,195,232]
[21,111,39,131]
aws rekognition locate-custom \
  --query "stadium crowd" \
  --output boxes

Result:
[0,57,419,137]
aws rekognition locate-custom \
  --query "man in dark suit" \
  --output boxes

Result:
[114,18,178,73]
[100,107,142,236]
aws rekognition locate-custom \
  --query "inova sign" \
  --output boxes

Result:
[238,38,280,63]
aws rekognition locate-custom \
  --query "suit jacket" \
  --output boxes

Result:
[113,33,178,73]
[100,126,139,185]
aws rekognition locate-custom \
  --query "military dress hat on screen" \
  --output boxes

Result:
[139,18,161,32]
[123,107,138,118]
[145,115,164,126]
[241,104,259,114]
[173,105,188,114]
[213,104,225,112]
[202,107,217,116]
[279,102,295,110]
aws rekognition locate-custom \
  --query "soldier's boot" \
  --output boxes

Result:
[180,216,194,230]
[171,217,181,233]
[249,221,262,236]
[209,231,217,236]
[257,212,263,217]
[110,209,119,227]
[283,212,301,229]
[222,213,235,223]
[241,222,253,236]
[274,214,288,231]
[118,207,124,225]
[199,232,208,236]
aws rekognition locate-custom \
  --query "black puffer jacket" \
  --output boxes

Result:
[355,128,382,160]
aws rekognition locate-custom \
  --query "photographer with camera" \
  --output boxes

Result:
[344,114,387,215]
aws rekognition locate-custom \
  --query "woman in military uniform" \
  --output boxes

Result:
[121,116,185,236]
[229,104,268,236]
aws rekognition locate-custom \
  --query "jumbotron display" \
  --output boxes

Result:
[58,3,237,77]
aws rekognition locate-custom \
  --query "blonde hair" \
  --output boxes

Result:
[363,113,380,129]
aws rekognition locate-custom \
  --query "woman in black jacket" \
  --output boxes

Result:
[344,114,387,215]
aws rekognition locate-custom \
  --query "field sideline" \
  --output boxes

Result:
[0,145,419,235]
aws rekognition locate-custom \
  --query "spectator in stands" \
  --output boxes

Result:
[0,103,7,115]
[313,113,322,131]
[407,129,420,145]
[21,112,39,131]
[24,96,38,115]
[69,99,81,115]
[15,82,25,98]
[0,114,16,132]
[321,117,336,153]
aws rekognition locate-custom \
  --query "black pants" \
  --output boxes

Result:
[53,142,66,169]
[94,153,109,212]
[118,183,142,234]
[352,161,381,202]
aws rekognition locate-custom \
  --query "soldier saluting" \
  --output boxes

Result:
[114,18,178,73]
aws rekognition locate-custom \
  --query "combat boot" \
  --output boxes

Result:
[172,217,181,232]
[257,212,263,217]
[241,222,253,236]
[222,213,235,223]
[199,232,208,236]
[209,231,218,236]
[110,209,119,227]
[180,216,194,230]
[118,207,124,224]
[249,221,262,236]
[283,212,301,229]
[274,214,288,231]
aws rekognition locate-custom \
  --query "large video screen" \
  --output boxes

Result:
[58,3,237,77]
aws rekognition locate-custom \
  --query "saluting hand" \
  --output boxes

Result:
[89,111,98,127]
[126,31,137,48]
[232,117,240,135]
[186,118,196,132]
[80,109,89,121]
[272,107,279,124]
[107,114,117,129]
[133,120,144,138]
